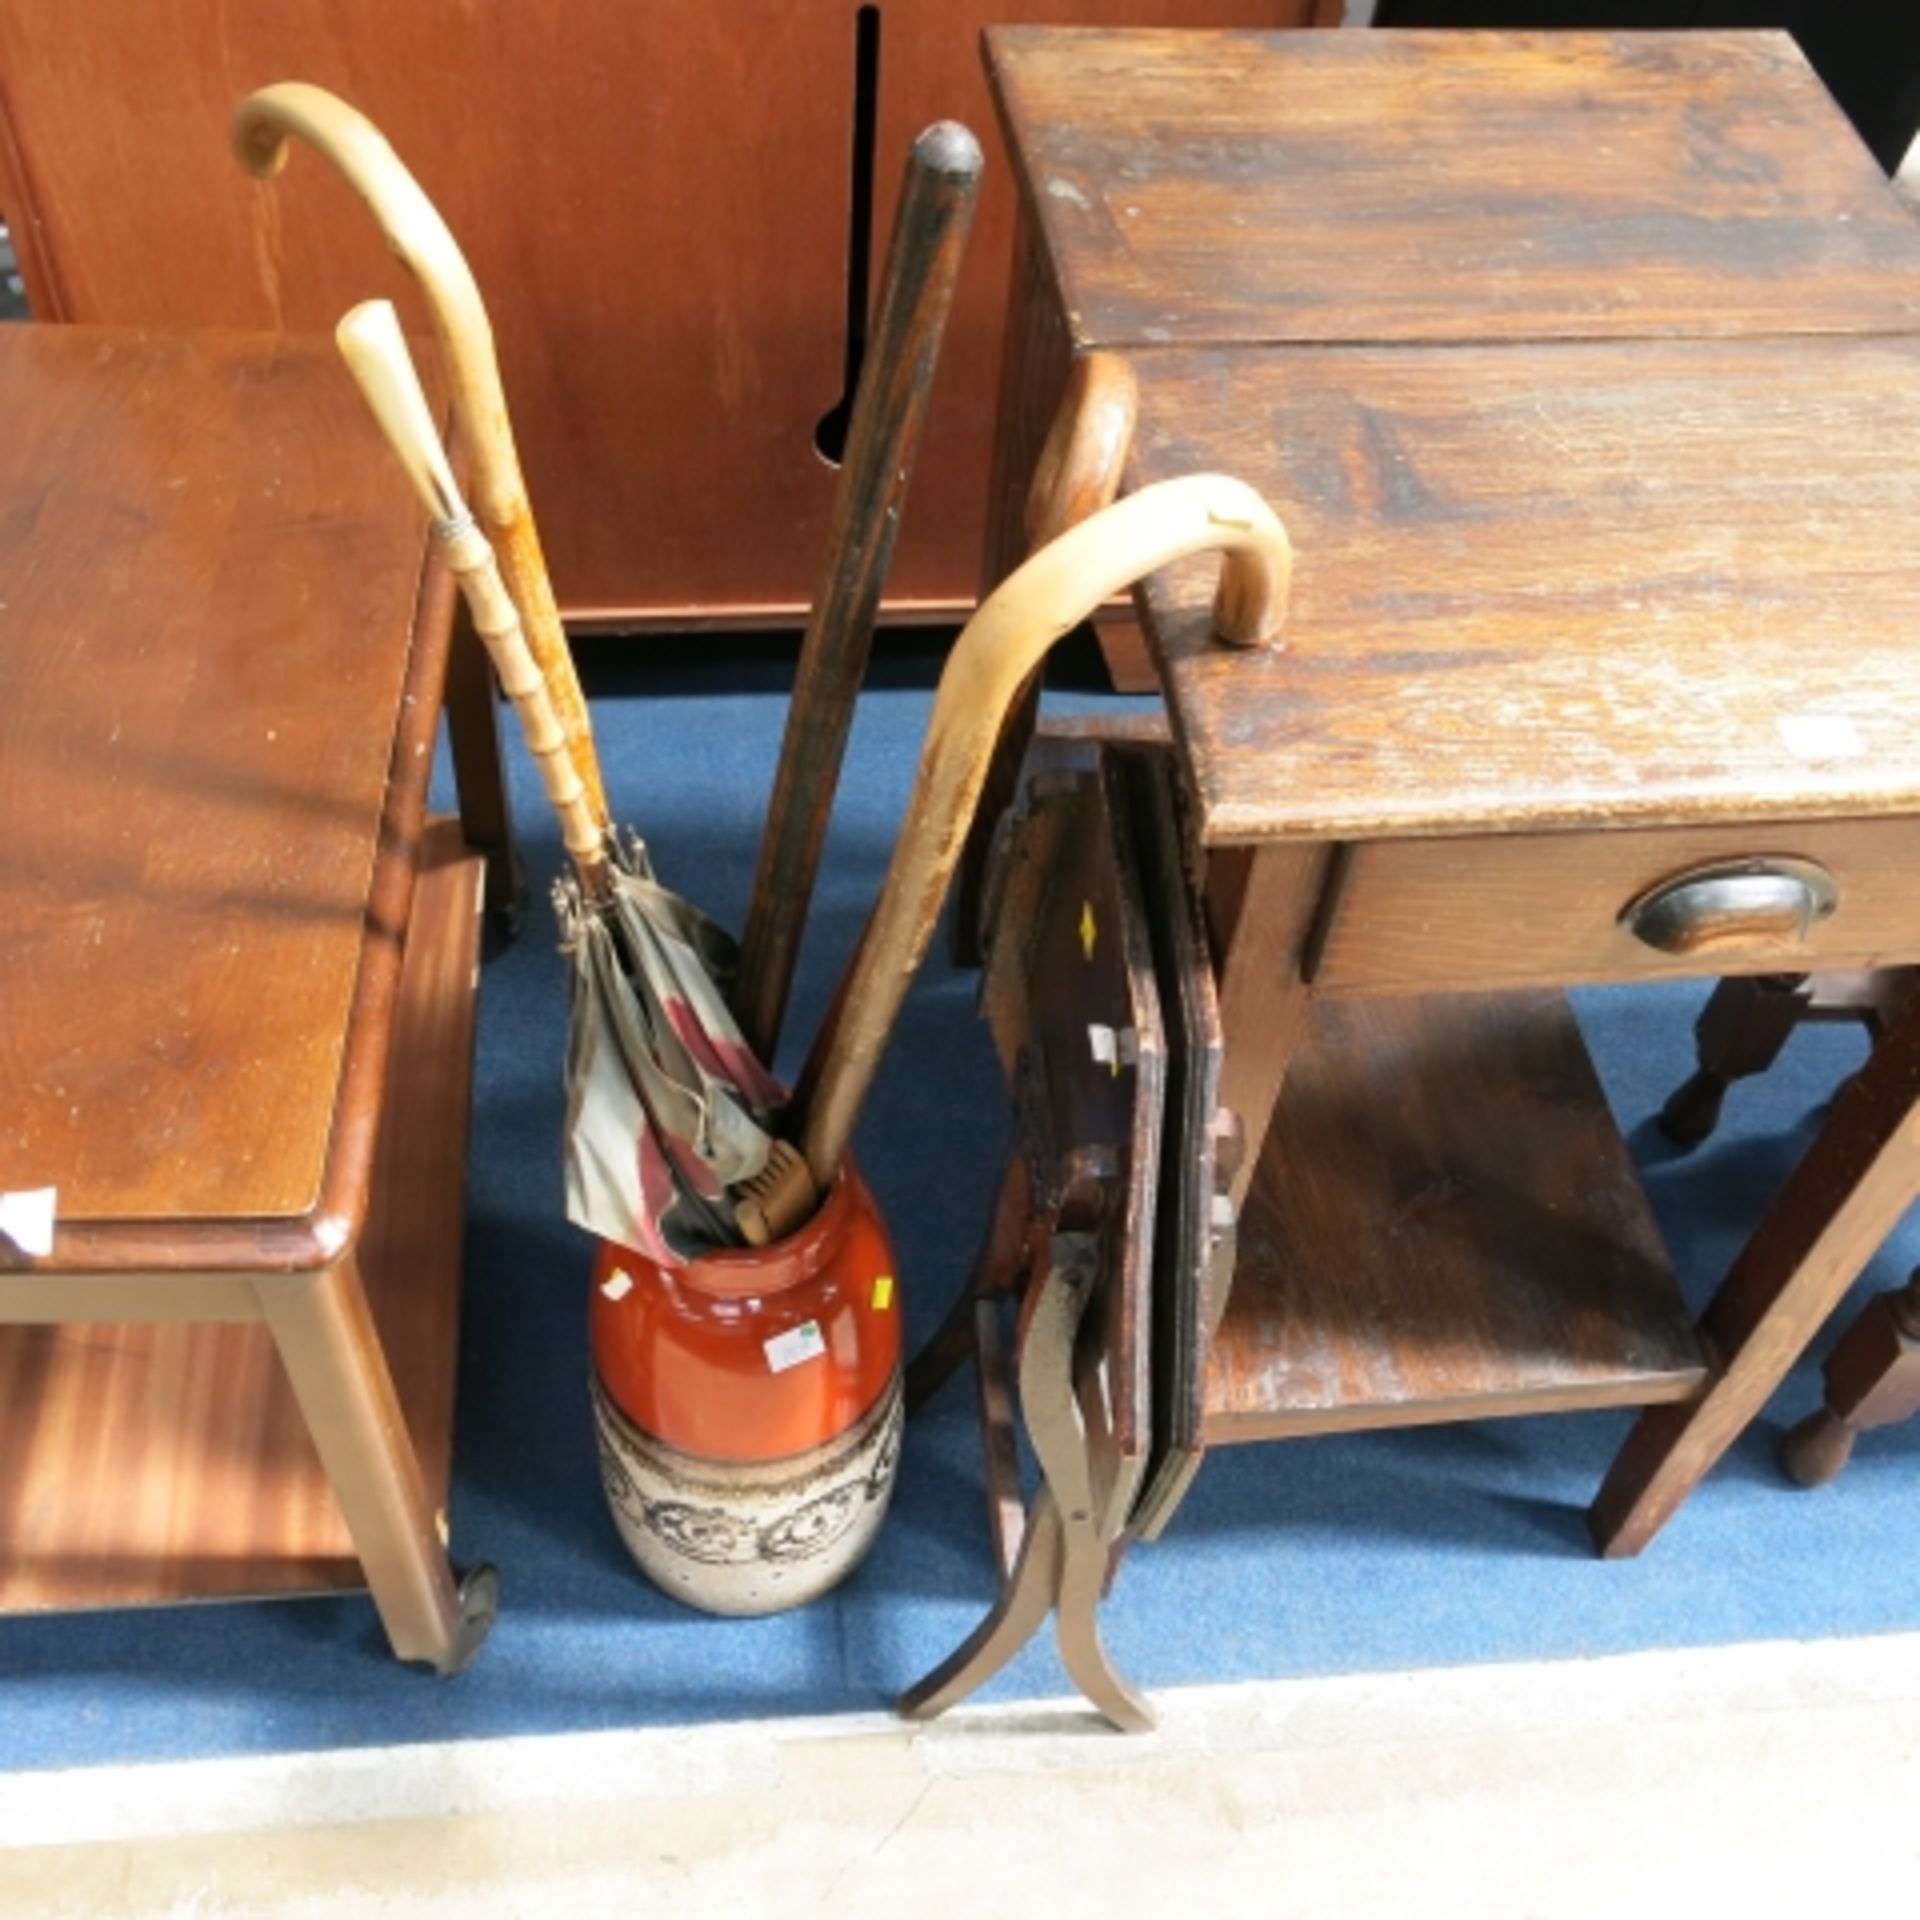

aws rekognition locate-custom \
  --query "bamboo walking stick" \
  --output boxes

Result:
[335,301,611,900]
[232,83,607,829]
[733,122,984,1064]
[741,476,1295,1240]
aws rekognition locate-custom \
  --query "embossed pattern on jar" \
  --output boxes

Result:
[593,1370,902,1615]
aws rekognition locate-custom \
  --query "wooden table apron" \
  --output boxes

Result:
[975,26,1920,1560]
[0,325,496,1669]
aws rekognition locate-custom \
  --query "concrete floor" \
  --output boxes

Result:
[5,1631,1917,1918]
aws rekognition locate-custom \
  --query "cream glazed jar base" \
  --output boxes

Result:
[592,1369,903,1616]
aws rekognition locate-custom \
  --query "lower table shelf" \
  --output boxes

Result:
[1203,988,1706,1445]
[0,823,482,1613]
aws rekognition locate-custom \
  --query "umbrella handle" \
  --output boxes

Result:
[231,82,608,831]
[336,301,609,893]
[793,474,1293,1192]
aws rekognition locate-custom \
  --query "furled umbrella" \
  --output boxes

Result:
[335,300,781,1264]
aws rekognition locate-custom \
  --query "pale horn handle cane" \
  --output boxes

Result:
[336,300,610,897]
[232,83,607,830]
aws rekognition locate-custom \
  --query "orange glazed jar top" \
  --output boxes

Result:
[590,1162,900,1465]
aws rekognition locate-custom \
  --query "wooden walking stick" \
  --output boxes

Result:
[335,301,610,900]
[733,122,984,1064]
[739,474,1295,1240]
[232,83,607,828]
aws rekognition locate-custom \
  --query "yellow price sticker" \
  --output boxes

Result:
[871,1275,894,1311]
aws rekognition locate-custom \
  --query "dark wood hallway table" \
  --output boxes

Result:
[916,26,1920,1727]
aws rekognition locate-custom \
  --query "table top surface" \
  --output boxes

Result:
[988,27,1920,844]
[988,27,1920,349]
[1132,335,1920,844]
[0,324,444,1235]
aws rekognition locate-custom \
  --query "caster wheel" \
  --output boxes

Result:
[432,1562,500,1676]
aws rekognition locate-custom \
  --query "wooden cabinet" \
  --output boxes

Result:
[0,1,1332,629]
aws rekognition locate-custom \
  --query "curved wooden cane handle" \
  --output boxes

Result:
[796,474,1292,1185]
[1025,353,1140,550]
[335,302,608,893]
[232,82,606,827]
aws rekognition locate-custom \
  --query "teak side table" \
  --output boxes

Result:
[927,27,1920,1721]
[0,325,509,1671]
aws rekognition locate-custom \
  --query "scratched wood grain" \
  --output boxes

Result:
[988,26,1920,350]
[1125,337,1920,845]
[0,325,444,1229]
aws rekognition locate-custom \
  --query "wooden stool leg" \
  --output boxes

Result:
[444,599,525,932]
[1592,998,1920,1557]
[1659,973,1809,1148]
[260,1258,496,1673]
[1780,1270,1920,1486]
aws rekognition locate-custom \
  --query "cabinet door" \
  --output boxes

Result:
[0,1,1327,626]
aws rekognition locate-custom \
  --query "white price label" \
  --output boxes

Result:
[764,1319,827,1374]
[0,1186,56,1257]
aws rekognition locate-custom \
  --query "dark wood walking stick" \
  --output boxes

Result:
[733,121,983,1065]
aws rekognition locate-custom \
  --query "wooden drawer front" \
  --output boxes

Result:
[1313,817,1920,996]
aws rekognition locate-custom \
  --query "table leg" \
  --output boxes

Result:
[1659,973,1811,1148]
[1778,1269,1920,1486]
[1027,1240,1154,1734]
[900,1233,1150,1732]
[1591,993,1920,1557]
[260,1256,495,1672]
[898,1495,1065,1722]
[1208,843,1329,1213]
[951,209,1073,967]
[444,597,525,932]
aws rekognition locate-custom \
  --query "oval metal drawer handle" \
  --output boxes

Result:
[1621,857,1839,957]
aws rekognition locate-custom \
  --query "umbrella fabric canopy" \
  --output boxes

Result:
[558,836,782,1266]
[332,297,781,1267]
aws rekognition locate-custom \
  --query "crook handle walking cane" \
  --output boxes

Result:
[233,84,607,830]
[737,477,1295,1243]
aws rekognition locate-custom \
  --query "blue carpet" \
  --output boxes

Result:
[5,643,1920,1772]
